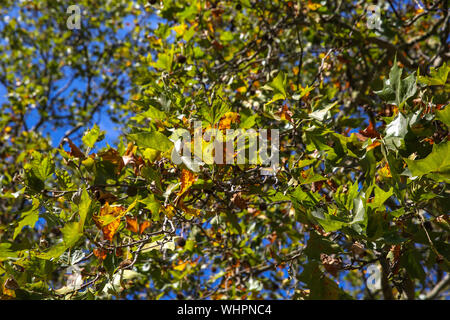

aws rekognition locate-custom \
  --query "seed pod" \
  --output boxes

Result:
[176,54,187,64]
[119,259,133,269]
[4,278,20,290]
[126,186,138,197]
[176,237,186,248]
[39,237,49,249]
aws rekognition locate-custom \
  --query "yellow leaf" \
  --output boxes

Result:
[174,261,188,271]
[173,23,187,36]
[178,169,197,196]
[307,1,321,11]
[219,112,240,130]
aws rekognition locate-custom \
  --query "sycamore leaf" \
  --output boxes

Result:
[418,62,449,86]
[368,185,393,210]
[218,112,240,130]
[30,151,54,182]
[0,243,18,262]
[94,201,137,242]
[128,131,173,152]
[178,169,197,196]
[374,57,417,108]
[82,124,104,148]
[309,102,338,122]
[13,198,40,240]
[404,141,450,183]
[298,167,327,185]
[436,105,450,127]
[384,112,408,150]
[265,71,287,97]
[126,216,139,233]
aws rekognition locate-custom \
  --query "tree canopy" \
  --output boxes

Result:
[0,0,449,300]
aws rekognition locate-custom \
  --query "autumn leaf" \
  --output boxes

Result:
[94,201,136,242]
[219,112,240,130]
[275,104,293,122]
[359,121,381,139]
[367,140,381,151]
[126,216,139,233]
[139,221,151,234]
[93,248,108,261]
[178,169,197,196]
[99,148,125,174]
[63,138,85,159]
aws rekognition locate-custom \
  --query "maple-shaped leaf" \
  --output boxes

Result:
[219,112,240,130]
[359,121,381,139]
[178,169,197,196]
[126,216,139,233]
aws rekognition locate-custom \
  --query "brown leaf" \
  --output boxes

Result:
[139,221,151,234]
[99,148,125,174]
[94,202,126,242]
[320,253,342,277]
[93,248,108,261]
[350,242,366,257]
[4,278,19,291]
[126,216,139,233]
[178,169,197,196]
[359,121,381,139]
[119,259,133,269]
[275,104,293,122]
[63,138,86,159]
[231,192,247,210]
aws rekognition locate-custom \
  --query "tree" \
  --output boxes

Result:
[0,0,448,300]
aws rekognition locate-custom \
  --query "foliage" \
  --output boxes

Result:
[0,0,449,300]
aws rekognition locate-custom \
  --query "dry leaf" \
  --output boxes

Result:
[320,253,342,277]
[63,138,86,159]
[178,169,197,196]
[93,248,108,261]
[126,216,139,233]
[359,121,381,139]
[139,221,151,234]
[94,202,127,242]
[219,112,240,130]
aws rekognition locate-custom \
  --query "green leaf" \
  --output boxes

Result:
[30,151,54,182]
[304,232,340,260]
[298,167,327,185]
[0,243,18,261]
[436,105,450,127]
[132,103,167,122]
[418,62,449,86]
[404,141,450,183]
[401,249,426,282]
[82,124,104,148]
[78,188,92,230]
[265,71,287,97]
[311,208,347,232]
[309,102,338,122]
[154,52,173,71]
[127,131,173,152]
[61,222,83,248]
[299,262,352,300]
[140,194,161,221]
[384,112,408,150]
[368,185,393,210]
[13,198,40,240]
[374,57,417,108]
